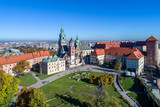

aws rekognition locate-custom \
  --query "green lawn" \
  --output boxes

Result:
[18,73,37,86]
[121,77,143,92]
[40,71,129,107]
[33,71,63,80]
[128,93,152,107]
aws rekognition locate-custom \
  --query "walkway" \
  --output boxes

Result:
[15,65,140,107]
[114,74,140,107]
[30,71,41,82]
[28,65,91,88]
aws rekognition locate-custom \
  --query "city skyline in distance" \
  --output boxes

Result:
[0,0,160,41]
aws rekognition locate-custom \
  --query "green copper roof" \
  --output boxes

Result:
[53,55,58,58]
[42,56,64,63]
[59,27,66,43]
[75,35,80,46]
[60,27,64,33]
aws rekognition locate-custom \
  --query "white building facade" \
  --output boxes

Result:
[40,55,65,75]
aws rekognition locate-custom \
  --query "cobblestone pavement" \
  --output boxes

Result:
[15,65,140,107]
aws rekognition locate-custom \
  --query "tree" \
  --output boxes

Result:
[84,80,122,107]
[89,74,99,84]
[16,87,48,107]
[13,60,30,76]
[0,72,19,107]
[113,59,122,70]
[90,74,114,86]
[0,65,5,74]
[94,80,107,106]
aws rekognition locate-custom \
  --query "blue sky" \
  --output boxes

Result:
[0,0,160,41]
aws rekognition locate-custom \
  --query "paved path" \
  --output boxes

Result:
[28,65,91,88]
[30,71,41,82]
[114,74,140,107]
[13,86,24,102]
[15,65,141,107]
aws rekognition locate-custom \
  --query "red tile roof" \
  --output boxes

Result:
[91,47,144,60]
[6,56,23,64]
[32,52,41,58]
[127,49,144,60]
[0,51,50,65]
[39,51,50,56]
[0,57,8,65]
[93,42,120,49]
[91,49,105,56]
[146,36,158,41]
[20,53,34,60]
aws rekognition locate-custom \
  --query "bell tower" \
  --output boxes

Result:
[58,27,67,53]
[69,38,75,65]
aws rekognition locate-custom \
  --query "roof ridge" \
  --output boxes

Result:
[5,56,10,64]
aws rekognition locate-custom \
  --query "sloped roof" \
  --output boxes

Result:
[0,57,8,65]
[39,51,50,56]
[6,56,23,64]
[91,49,105,56]
[127,49,144,60]
[42,56,64,63]
[32,52,41,58]
[91,47,144,60]
[20,53,34,60]
[105,47,136,56]
[146,36,158,41]
[93,42,120,49]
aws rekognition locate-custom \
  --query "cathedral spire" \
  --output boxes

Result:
[60,27,64,33]
[75,34,80,46]
[59,27,66,44]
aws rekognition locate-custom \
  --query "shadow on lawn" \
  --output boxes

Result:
[81,78,90,84]
[129,78,144,92]
[127,78,152,107]
[55,93,89,107]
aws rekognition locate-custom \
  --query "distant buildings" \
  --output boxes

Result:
[40,55,65,75]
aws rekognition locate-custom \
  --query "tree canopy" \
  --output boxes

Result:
[113,59,122,70]
[13,60,30,76]
[16,87,48,107]
[84,81,122,107]
[89,74,114,86]
[0,72,19,107]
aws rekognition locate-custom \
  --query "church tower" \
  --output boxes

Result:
[69,38,75,65]
[146,36,159,66]
[58,27,67,53]
[75,35,80,56]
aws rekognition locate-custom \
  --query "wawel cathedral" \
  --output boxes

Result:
[58,27,82,67]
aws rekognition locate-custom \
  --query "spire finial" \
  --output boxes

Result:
[60,26,64,33]
[76,34,79,40]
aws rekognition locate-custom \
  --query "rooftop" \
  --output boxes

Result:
[91,47,144,60]
[146,36,158,42]
[42,56,64,63]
